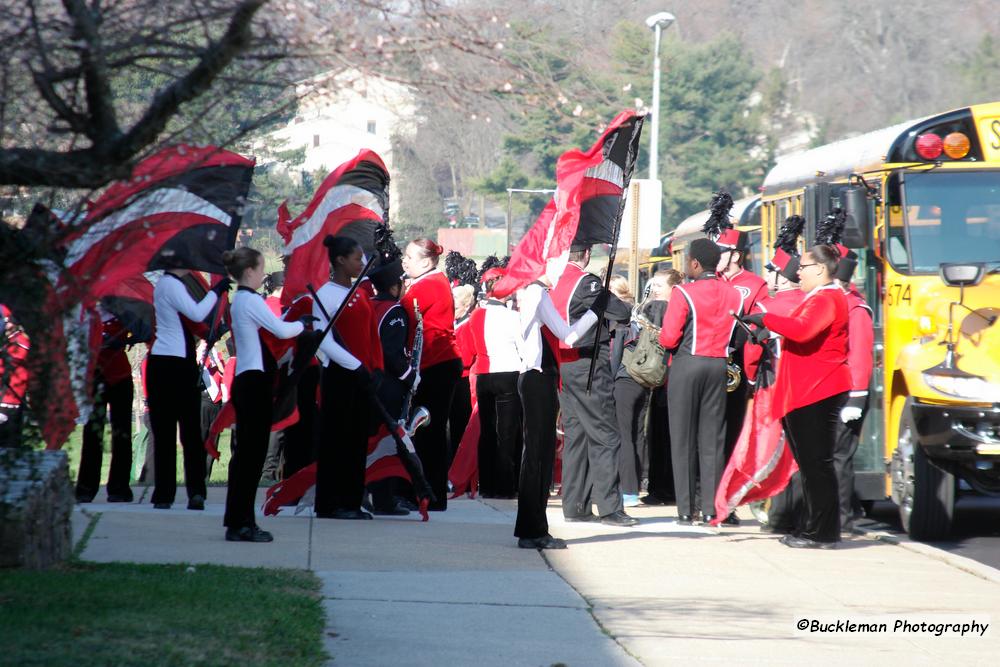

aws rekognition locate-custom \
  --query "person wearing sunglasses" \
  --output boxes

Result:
[741,244,850,549]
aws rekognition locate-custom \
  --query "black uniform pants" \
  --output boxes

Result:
[316,363,371,515]
[558,349,623,518]
[768,467,803,532]
[782,391,847,543]
[668,355,727,517]
[76,373,133,500]
[148,355,207,504]
[832,399,869,527]
[448,375,472,466]
[515,370,558,539]
[282,364,320,479]
[646,384,674,500]
[413,358,462,511]
[476,371,522,497]
[614,376,648,496]
[224,370,273,529]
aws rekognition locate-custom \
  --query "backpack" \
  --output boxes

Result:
[622,313,667,388]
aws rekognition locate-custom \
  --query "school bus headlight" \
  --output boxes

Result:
[923,373,1000,402]
[918,316,935,334]
[942,132,971,159]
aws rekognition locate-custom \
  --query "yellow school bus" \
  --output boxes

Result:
[760,102,1000,539]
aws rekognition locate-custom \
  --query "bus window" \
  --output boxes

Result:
[900,171,1000,273]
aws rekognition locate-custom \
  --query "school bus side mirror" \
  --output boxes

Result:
[940,263,985,288]
[842,185,870,248]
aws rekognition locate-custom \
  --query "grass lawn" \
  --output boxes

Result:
[0,561,326,667]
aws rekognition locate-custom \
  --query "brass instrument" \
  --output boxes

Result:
[726,356,742,392]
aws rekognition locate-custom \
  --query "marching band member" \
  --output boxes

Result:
[450,283,476,465]
[222,247,303,542]
[744,216,806,534]
[608,275,645,507]
[833,251,874,531]
[515,276,600,548]
[659,238,745,525]
[367,257,416,516]
[742,244,851,548]
[0,306,30,449]
[400,238,462,511]
[314,236,383,520]
[76,308,134,503]
[467,268,524,499]
[710,192,767,527]
[148,265,229,510]
[550,243,638,527]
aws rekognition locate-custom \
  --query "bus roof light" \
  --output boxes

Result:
[942,132,971,159]
[915,133,943,160]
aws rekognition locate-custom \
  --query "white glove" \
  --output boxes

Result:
[840,406,863,424]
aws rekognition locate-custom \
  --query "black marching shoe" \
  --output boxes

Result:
[518,535,567,550]
[153,502,172,510]
[700,514,717,526]
[780,534,836,550]
[677,514,693,526]
[226,524,274,543]
[75,494,95,504]
[187,495,205,511]
[564,512,599,523]
[107,489,134,503]
[640,494,668,506]
[324,508,373,520]
[721,512,740,527]
[372,500,411,516]
[600,510,639,527]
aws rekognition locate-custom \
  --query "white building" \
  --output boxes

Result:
[262,70,417,222]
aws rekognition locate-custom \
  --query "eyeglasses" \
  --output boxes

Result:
[796,263,818,271]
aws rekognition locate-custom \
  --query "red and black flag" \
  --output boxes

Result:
[278,149,390,306]
[493,111,645,298]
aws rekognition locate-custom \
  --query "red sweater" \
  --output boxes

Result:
[454,313,475,378]
[659,274,745,358]
[762,284,851,419]
[744,288,805,383]
[337,289,384,372]
[725,269,769,315]
[844,286,874,394]
[401,270,459,369]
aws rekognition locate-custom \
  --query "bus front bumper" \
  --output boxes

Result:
[910,401,1000,460]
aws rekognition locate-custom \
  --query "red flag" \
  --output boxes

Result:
[712,384,799,524]
[279,150,389,305]
[493,111,644,298]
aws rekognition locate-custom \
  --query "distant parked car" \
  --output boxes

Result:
[462,214,480,227]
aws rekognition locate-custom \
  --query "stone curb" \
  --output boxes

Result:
[852,524,1000,585]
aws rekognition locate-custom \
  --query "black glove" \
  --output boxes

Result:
[741,312,766,328]
[297,329,324,351]
[211,277,233,296]
[298,315,320,330]
[351,364,373,392]
[590,290,609,314]
[752,327,771,345]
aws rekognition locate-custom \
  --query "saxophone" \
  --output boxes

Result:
[400,300,428,435]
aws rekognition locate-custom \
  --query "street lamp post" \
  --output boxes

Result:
[645,11,675,181]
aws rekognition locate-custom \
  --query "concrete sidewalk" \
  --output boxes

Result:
[74,489,999,665]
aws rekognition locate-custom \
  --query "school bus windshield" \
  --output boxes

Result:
[889,171,1000,273]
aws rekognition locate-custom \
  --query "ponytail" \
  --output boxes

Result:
[408,238,444,267]
[222,247,262,281]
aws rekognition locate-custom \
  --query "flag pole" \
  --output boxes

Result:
[586,115,646,392]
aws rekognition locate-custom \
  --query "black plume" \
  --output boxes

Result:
[702,190,734,238]
[774,215,805,254]
[374,222,402,261]
[500,255,510,267]
[476,254,502,283]
[816,208,846,245]
[445,250,478,287]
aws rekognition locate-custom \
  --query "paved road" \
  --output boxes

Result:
[861,496,1000,570]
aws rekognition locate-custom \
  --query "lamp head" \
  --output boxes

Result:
[645,11,676,30]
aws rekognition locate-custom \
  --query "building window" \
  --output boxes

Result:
[313,134,320,147]
[367,121,377,135]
